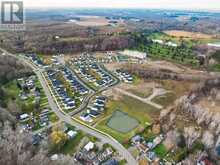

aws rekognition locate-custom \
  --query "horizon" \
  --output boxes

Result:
[26,7,220,13]
[23,0,220,12]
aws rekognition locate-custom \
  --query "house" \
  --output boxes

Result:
[50,154,58,160]
[131,135,142,145]
[32,134,42,145]
[84,142,95,152]
[80,113,93,122]
[19,113,29,120]
[88,110,100,118]
[152,39,164,44]
[146,151,157,161]
[67,130,77,139]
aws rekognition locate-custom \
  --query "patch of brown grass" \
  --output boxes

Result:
[164,30,214,39]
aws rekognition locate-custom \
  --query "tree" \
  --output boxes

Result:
[49,126,68,152]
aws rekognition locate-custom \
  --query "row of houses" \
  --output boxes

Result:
[47,70,76,110]
[131,134,165,162]
[75,141,115,165]
[80,96,107,123]
[92,64,114,88]
[19,108,51,131]
[115,69,133,83]
[61,67,89,95]
[72,54,114,89]
[76,63,114,88]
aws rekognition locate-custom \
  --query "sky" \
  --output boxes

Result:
[23,0,220,11]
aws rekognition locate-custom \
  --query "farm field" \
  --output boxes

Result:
[163,30,214,39]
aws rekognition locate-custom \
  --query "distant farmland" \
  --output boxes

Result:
[164,30,214,39]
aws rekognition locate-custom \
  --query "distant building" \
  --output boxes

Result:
[120,50,147,59]
[152,39,178,47]
[207,43,220,48]
[166,41,178,47]
[152,39,164,44]
[67,130,77,139]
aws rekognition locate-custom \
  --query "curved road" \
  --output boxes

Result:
[0,48,137,165]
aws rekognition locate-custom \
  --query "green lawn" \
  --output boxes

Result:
[96,95,159,144]
[49,112,59,123]
[153,143,168,158]
[60,131,84,155]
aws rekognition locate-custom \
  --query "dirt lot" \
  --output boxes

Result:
[105,62,126,71]
[164,30,214,39]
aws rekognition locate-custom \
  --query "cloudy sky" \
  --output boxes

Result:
[23,0,220,11]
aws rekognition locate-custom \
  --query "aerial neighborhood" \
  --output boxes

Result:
[1,5,220,165]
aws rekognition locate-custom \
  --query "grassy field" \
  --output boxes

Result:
[96,95,159,144]
[152,92,176,107]
[127,87,153,98]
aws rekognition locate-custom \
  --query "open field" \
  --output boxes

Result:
[118,81,156,99]
[96,94,160,144]
[74,16,110,27]
[164,30,214,39]
[152,92,176,108]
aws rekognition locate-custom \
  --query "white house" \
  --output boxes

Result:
[20,113,29,120]
[84,142,95,151]
[67,130,77,139]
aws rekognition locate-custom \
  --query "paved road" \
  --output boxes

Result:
[0,48,137,165]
